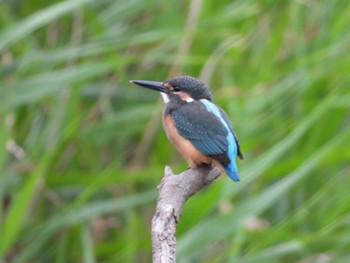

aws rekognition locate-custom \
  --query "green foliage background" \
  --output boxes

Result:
[1,0,349,262]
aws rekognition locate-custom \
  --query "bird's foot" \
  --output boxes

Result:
[198,163,214,170]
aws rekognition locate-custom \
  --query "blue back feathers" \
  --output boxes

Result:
[199,99,240,181]
[170,98,240,182]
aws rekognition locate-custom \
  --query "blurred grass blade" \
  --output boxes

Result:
[221,92,339,199]
[0,0,94,52]
[0,155,51,257]
[1,62,114,110]
[238,241,303,263]
[81,224,96,263]
[13,190,156,263]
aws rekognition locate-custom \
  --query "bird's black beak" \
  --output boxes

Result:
[130,80,169,93]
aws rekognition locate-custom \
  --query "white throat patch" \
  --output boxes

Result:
[160,92,169,103]
[160,91,194,103]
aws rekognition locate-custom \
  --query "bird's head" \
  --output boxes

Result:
[130,75,213,103]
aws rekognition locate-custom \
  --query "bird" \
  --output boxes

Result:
[130,75,243,181]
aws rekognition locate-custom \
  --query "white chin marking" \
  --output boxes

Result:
[160,92,169,103]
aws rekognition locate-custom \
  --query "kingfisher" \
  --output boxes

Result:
[131,76,243,181]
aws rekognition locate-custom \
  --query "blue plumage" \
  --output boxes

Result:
[171,102,228,156]
[170,98,240,181]
[199,99,240,181]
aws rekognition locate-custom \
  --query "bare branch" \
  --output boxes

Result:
[151,165,221,263]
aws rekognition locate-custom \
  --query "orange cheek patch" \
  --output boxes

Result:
[177,92,193,102]
[163,82,172,89]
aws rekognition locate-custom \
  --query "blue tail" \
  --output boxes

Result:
[224,162,240,182]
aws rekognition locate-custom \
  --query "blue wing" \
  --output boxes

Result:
[171,99,241,181]
[217,106,244,160]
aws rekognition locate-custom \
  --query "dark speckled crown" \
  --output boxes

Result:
[166,76,213,101]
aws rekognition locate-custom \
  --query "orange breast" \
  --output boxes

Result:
[163,114,212,169]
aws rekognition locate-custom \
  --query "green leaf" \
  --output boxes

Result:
[0,0,95,51]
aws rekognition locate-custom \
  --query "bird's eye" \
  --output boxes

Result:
[172,86,180,92]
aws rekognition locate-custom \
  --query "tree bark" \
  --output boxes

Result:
[151,165,221,263]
